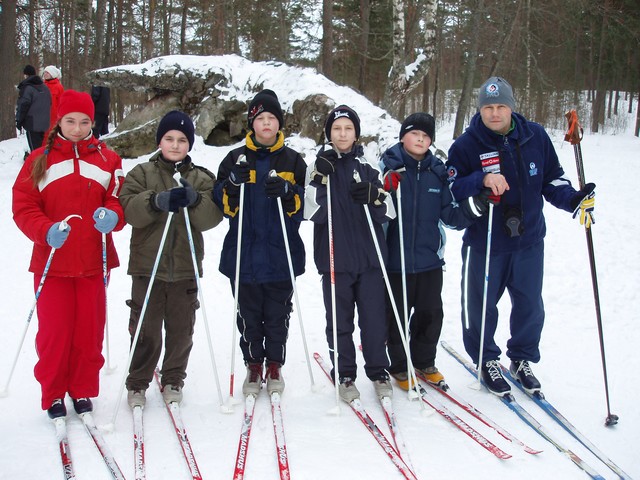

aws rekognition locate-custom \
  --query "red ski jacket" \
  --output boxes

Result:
[13,134,126,276]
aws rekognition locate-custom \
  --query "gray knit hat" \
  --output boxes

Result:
[477,77,515,111]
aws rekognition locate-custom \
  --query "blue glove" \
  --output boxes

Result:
[46,222,71,248]
[93,208,118,233]
[179,178,200,206]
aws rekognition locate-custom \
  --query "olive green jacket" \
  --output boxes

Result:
[120,154,223,282]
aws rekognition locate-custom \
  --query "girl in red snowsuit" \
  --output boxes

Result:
[12,90,125,418]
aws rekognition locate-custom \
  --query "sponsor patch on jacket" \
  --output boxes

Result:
[529,162,538,176]
[428,188,441,193]
[480,151,500,174]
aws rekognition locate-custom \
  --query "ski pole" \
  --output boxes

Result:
[228,155,247,409]
[269,170,315,389]
[101,227,116,374]
[326,173,341,414]
[395,177,416,397]
[108,210,174,429]
[352,171,423,408]
[474,202,495,389]
[172,173,226,412]
[0,214,82,397]
[565,110,618,427]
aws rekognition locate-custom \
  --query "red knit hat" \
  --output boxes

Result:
[57,90,95,122]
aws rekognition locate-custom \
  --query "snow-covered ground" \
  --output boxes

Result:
[0,57,638,479]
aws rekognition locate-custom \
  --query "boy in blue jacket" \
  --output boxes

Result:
[213,90,306,397]
[305,105,396,403]
[446,77,596,396]
[381,113,489,390]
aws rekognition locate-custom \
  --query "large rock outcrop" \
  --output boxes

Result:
[86,55,399,158]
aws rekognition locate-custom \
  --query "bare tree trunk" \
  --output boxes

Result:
[145,0,156,60]
[83,0,92,73]
[105,0,115,64]
[177,0,186,54]
[382,0,438,118]
[94,0,107,67]
[591,0,610,133]
[453,0,483,139]
[0,0,17,140]
[357,0,370,93]
[321,0,333,79]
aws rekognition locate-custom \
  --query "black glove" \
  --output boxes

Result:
[350,181,384,205]
[152,179,199,213]
[229,161,251,186]
[462,188,493,218]
[569,183,596,211]
[265,175,294,200]
[315,149,339,176]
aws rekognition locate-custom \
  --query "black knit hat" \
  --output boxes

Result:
[156,110,195,151]
[248,89,284,130]
[324,105,361,141]
[23,65,36,76]
[399,113,435,141]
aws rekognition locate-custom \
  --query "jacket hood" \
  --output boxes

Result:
[18,76,44,89]
[383,143,442,175]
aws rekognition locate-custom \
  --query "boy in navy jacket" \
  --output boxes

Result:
[381,113,488,390]
[213,90,306,398]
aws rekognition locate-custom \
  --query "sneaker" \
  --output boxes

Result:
[481,360,511,396]
[390,372,415,391]
[47,398,67,419]
[265,361,285,395]
[373,377,393,399]
[72,397,93,415]
[242,362,263,397]
[510,360,541,393]
[162,385,183,404]
[338,377,360,403]
[416,366,445,386]
[127,389,147,408]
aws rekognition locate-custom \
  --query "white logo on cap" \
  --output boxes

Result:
[485,83,500,98]
[334,111,350,120]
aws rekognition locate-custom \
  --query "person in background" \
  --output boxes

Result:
[446,77,596,396]
[305,105,395,403]
[120,111,223,407]
[12,90,126,418]
[42,65,64,139]
[16,64,51,152]
[380,112,490,391]
[213,89,306,398]
[91,85,111,138]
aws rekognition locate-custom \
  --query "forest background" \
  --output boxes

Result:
[0,0,638,143]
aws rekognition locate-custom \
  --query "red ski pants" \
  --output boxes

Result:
[33,274,106,410]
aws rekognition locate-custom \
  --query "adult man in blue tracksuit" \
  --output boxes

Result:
[446,77,596,395]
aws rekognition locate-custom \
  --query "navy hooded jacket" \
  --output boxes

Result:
[381,143,473,273]
[446,112,577,253]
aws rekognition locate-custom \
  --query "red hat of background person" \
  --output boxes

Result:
[57,90,95,122]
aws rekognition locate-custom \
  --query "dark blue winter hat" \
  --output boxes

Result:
[324,105,361,141]
[23,65,36,76]
[399,112,435,141]
[156,110,195,151]
[477,77,516,111]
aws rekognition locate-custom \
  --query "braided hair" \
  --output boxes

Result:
[29,125,61,187]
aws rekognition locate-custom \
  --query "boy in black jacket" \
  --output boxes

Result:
[305,105,396,403]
